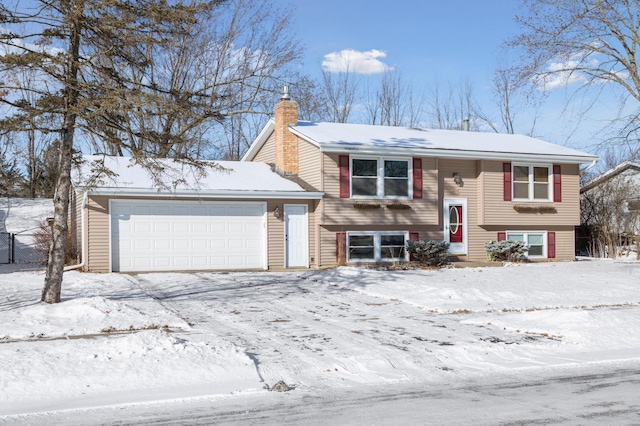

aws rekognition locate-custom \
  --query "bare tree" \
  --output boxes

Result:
[426,79,476,130]
[510,0,640,151]
[88,0,301,160]
[320,68,359,123]
[473,65,544,136]
[0,0,301,303]
[581,168,640,258]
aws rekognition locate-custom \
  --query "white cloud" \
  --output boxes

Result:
[533,56,591,90]
[321,49,392,74]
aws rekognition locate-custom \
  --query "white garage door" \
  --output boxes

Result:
[110,200,266,272]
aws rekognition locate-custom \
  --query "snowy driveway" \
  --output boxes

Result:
[132,262,640,391]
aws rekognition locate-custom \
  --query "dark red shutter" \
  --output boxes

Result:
[548,231,556,258]
[553,165,562,202]
[408,232,419,261]
[336,232,347,263]
[412,158,422,199]
[503,162,512,201]
[339,155,350,198]
[497,232,506,241]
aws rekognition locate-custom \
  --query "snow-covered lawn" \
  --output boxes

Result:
[0,260,639,420]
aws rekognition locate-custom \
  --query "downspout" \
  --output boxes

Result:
[581,159,598,173]
[64,191,87,271]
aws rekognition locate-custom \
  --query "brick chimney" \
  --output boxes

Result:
[274,86,299,175]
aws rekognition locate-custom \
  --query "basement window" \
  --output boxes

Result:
[347,232,408,262]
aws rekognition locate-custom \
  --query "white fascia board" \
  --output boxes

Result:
[84,188,324,200]
[241,119,275,162]
[318,144,599,165]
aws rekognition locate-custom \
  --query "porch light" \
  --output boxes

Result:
[453,172,463,187]
[273,205,281,219]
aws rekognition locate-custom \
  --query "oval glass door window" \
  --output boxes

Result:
[449,206,459,234]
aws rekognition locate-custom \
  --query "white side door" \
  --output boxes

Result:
[284,204,309,268]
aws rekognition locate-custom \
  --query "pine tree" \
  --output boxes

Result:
[0,0,217,303]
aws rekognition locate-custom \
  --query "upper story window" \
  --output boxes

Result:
[513,164,552,201]
[351,157,410,198]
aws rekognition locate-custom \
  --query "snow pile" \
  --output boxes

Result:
[0,329,256,414]
[0,296,190,340]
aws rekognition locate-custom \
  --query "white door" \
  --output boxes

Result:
[110,200,266,272]
[284,204,309,268]
[444,198,467,255]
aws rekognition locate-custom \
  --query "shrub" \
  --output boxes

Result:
[33,219,78,266]
[406,240,450,267]
[484,240,528,262]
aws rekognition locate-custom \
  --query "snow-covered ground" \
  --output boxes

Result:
[0,260,639,423]
[0,197,53,264]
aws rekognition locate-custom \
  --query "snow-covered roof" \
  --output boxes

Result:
[581,160,640,192]
[243,120,599,165]
[73,155,323,199]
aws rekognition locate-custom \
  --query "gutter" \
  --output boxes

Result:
[82,189,325,200]
[317,144,599,165]
[64,191,87,272]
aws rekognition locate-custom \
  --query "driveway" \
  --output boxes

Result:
[132,271,568,391]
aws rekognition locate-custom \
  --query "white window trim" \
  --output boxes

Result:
[506,231,548,259]
[512,163,553,202]
[350,156,413,200]
[346,231,409,263]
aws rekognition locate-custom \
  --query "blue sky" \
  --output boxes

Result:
[289,1,610,155]
[294,0,519,82]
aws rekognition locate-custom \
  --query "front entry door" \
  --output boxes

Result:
[444,198,467,255]
[284,204,309,268]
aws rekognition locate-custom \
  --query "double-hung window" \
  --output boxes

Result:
[352,157,410,198]
[513,164,552,201]
[507,231,546,258]
[347,232,408,262]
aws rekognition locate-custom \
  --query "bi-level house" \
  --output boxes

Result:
[71,92,598,273]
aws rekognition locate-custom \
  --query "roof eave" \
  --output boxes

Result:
[79,188,324,200]
[318,144,599,164]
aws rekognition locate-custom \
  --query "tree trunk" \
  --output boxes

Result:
[28,129,35,198]
[41,0,81,304]
[42,127,74,303]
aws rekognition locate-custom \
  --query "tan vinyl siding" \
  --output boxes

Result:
[297,138,321,190]
[265,199,318,269]
[86,195,110,272]
[320,153,438,226]
[252,133,276,163]
[83,195,318,272]
[479,161,580,226]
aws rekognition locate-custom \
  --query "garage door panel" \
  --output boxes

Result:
[111,200,265,272]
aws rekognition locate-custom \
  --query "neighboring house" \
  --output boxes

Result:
[73,91,598,273]
[579,161,640,255]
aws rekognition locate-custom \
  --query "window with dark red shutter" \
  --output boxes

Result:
[548,231,556,258]
[339,155,350,198]
[412,158,422,199]
[497,232,506,241]
[503,162,512,201]
[553,165,562,202]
